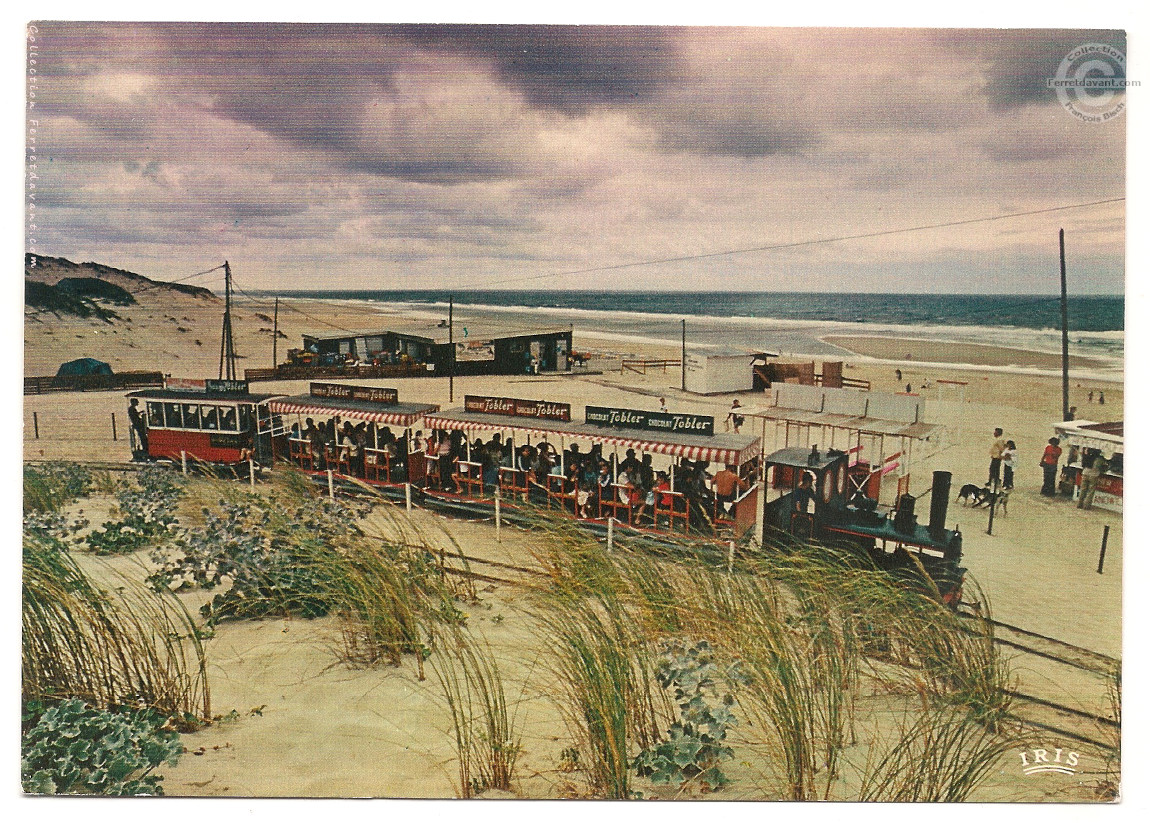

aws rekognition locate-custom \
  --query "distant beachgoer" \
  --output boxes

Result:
[727,399,745,434]
[1040,437,1062,496]
[1068,406,1077,421]
[1099,391,1105,405]
[1002,440,1017,490]
[988,428,1006,487]
[659,397,668,413]
[127,398,148,453]
[895,368,902,382]
[905,383,912,393]
[1088,390,1094,403]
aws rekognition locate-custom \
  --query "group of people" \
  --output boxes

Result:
[987,427,1018,491]
[433,431,752,531]
[290,417,410,479]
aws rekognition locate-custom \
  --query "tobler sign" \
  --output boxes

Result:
[586,405,715,436]
[165,378,249,395]
[310,383,399,405]
[464,395,571,422]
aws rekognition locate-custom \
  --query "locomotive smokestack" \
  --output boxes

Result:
[929,470,952,539]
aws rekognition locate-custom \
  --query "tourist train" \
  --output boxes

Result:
[126,379,965,604]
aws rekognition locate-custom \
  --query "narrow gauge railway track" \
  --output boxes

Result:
[29,459,1121,749]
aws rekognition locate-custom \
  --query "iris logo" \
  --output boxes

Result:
[1019,747,1080,776]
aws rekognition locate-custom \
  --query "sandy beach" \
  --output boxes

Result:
[23,288,1124,801]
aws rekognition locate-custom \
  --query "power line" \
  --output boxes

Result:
[471,197,1126,288]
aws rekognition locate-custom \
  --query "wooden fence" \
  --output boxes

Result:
[24,371,164,395]
[620,358,682,375]
[245,362,430,383]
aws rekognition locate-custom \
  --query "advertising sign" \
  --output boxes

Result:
[585,405,715,436]
[310,383,399,405]
[464,395,571,422]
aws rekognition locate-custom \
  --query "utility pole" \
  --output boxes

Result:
[1059,229,1071,421]
[681,318,687,392]
[448,296,455,403]
[218,260,236,381]
[272,296,279,370]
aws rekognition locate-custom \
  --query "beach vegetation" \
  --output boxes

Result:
[21,698,182,796]
[22,527,211,725]
[431,628,522,797]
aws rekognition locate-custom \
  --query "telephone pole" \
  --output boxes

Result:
[448,296,455,403]
[1059,230,1071,421]
[272,296,279,370]
[681,318,687,392]
[218,260,237,381]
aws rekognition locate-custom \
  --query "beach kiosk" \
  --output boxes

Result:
[268,383,439,486]
[421,396,762,538]
[1052,419,1123,512]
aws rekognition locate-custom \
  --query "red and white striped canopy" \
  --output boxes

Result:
[423,410,761,466]
[268,396,439,427]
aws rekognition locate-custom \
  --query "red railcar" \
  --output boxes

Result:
[127,383,285,466]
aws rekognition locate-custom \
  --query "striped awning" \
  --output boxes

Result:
[268,395,439,427]
[422,409,761,466]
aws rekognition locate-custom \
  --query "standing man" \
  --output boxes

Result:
[127,398,148,456]
[1077,453,1110,510]
[988,427,1007,487]
[1040,437,1062,496]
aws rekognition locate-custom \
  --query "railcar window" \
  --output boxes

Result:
[164,403,182,428]
[238,405,253,432]
[218,406,238,431]
[147,402,163,427]
[182,404,202,430]
[202,406,219,430]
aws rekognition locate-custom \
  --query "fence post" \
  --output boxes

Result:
[33,411,39,439]
[607,516,614,552]
[111,412,117,441]
[405,482,412,514]
[495,488,502,543]
[249,459,256,488]
[1097,525,1111,574]
[181,450,187,476]
[728,540,736,573]
[328,469,335,500]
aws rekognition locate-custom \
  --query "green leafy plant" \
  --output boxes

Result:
[23,462,96,514]
[632,639,744,792]
[86,466,184,555]
[21,699,183,796]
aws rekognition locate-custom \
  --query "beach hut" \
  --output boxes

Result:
[684,349,773,395]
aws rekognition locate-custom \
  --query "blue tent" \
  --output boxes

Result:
[56,357,113,377]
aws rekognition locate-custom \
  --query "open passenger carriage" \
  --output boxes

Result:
[268,383,440,488]
[420,395,762,540]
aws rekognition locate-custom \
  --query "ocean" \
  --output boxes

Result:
[263,290,1125,376]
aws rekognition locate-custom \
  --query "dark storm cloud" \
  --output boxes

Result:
[972,29,1127,110]
[397,25,686,115]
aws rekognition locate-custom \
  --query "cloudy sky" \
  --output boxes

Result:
[28,22,1126,293]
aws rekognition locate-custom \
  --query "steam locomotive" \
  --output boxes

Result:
[762,446,965,605]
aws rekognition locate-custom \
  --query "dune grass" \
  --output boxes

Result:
[431,627,522,797]
[22,530,210,722]
[511,510,1017,800]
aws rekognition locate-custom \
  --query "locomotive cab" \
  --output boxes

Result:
[762,446,966,606]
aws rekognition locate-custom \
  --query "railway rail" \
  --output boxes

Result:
[25,457,1122,751]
